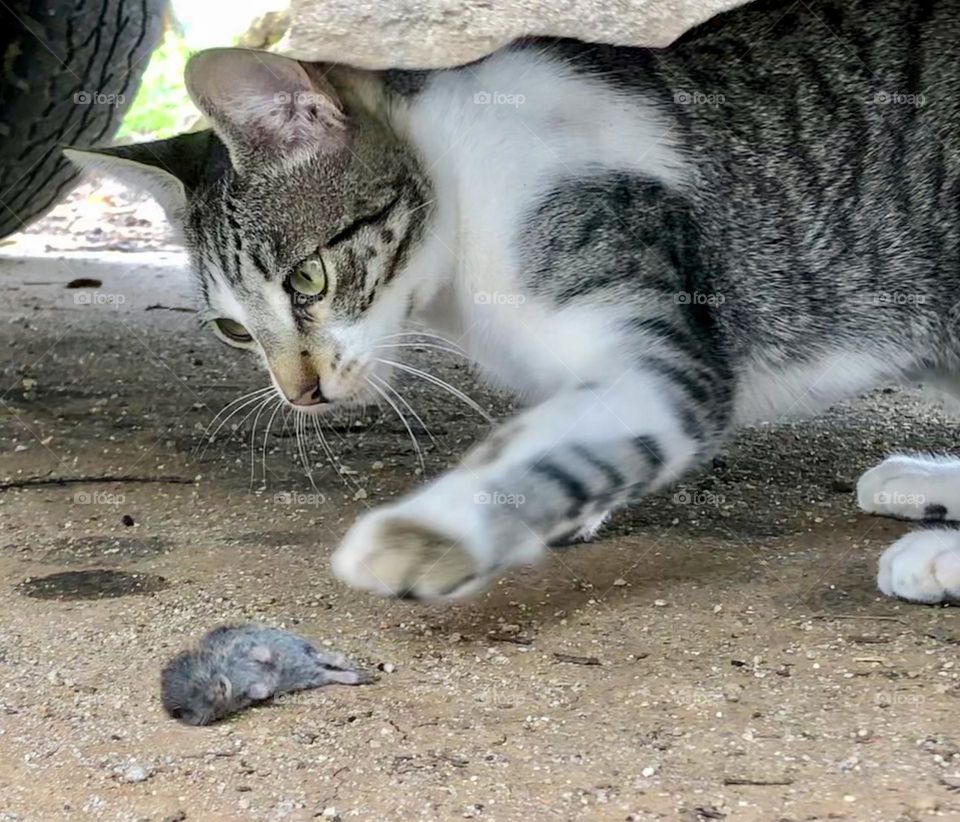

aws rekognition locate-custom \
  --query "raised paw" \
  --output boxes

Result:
[878,529,960,603]
[857,455,959,520]
[331,482,545,599]
[332,511,488,599]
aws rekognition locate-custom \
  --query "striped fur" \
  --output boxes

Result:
[69,0,960,601]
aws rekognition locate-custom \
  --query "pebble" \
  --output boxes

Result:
[722,684,742,703]
[352,489,368,501]
[641,765,657,777]
[612,578,627,587]
[120,763,152,783]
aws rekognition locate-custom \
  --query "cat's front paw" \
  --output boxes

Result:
[878,529,960,603]
[857,455,953,520]
[331,484,544,599]
[333,509,486,599]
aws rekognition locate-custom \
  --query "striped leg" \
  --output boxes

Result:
[332,368,727,599]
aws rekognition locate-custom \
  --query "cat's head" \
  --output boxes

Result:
[67,49,434,410]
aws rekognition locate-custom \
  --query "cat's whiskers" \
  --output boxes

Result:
[294,410,322,493]
[197,386,275,457]
[370,372,438,447]
[259,400,285,487]
[374,358,494,422]
[378,330,468,354]
[310,414,363,492]
[248,395,277,487]
[365,375,425,472]
[374,342,470,359]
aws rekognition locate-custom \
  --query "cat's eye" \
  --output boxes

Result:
[290,255,328,298]
[212,317,253,346]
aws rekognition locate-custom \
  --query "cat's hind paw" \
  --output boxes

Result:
[878,529,960,603]
[857,455,957,520]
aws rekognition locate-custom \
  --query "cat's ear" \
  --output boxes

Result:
[64,130,224,222]
[185,48,346,172]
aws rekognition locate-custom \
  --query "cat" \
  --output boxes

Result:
[67,0,960,603]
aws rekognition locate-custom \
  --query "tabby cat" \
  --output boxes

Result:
[69,0,960,602]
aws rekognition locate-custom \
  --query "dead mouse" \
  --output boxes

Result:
[161,623,372,725]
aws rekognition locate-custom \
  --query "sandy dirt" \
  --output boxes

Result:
[0,194,959,821]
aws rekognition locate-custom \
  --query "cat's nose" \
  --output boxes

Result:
[288,380,329,406]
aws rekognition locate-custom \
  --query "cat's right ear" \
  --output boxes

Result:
[185,48,347,173]
[64,130,223,224]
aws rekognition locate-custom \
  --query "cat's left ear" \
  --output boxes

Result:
[185,48,347,173]
[64,130,226,224]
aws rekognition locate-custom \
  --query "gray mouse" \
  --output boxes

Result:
[161,623,372,725]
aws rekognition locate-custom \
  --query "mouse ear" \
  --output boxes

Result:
[217,675,233,700]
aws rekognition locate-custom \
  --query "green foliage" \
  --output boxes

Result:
[117,29,197,140]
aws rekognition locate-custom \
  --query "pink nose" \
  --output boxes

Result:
[288,381,329,406]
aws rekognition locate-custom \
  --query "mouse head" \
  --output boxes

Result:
[161,650,233,726]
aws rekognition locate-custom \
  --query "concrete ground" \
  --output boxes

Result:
[1,221,960,820]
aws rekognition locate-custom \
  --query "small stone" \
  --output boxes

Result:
[653,599,668,607]
[353,488,368,501]
[722,684,742,703]
[121,763,152,783]
[378,662,396,674]
[322,807,340,820]
[371,461,384,470]
[641,765,657,777]
[121,514,135,527]
[22,378,36,391]
[612,578,627,587]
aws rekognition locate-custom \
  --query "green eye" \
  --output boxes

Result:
[213,317,253,345]
[290,255,328,297]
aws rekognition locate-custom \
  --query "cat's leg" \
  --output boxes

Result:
[332,368,729,599]
[857,454,960,520]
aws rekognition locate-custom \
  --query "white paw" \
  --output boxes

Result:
[878,529,960,603]
[331,480,544,599]
[333,509,485,599]
[857,455,953,520]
